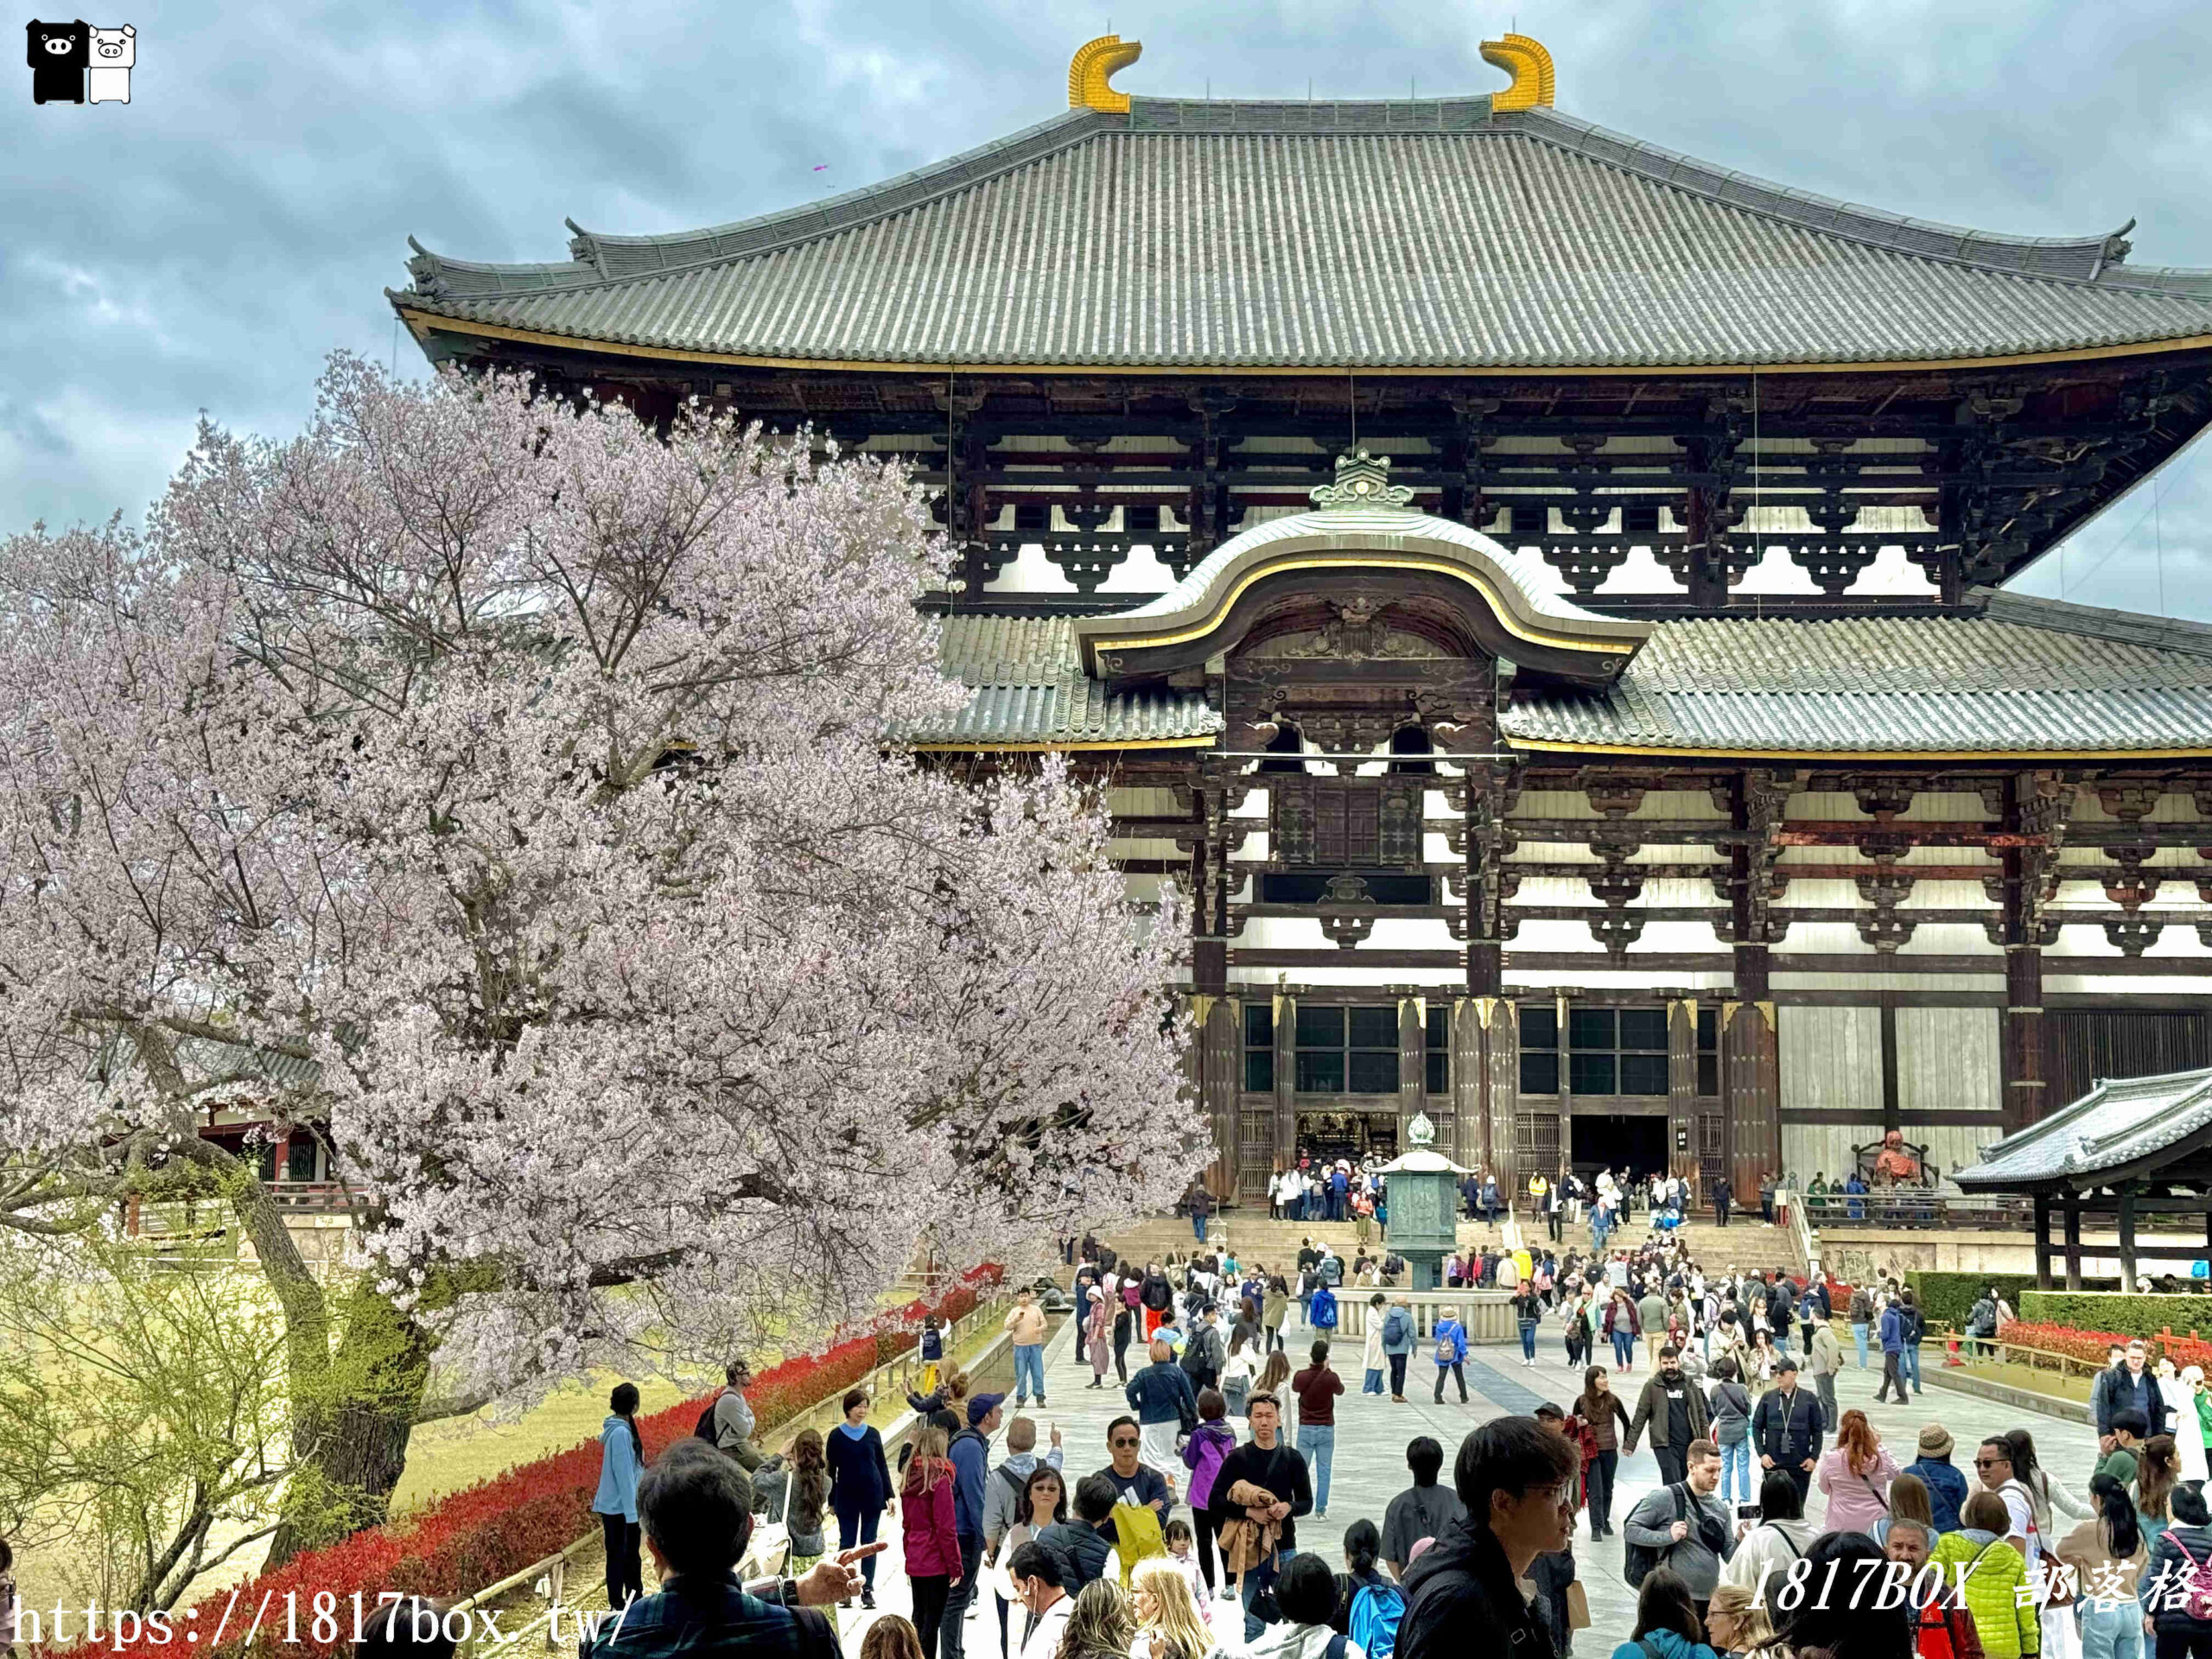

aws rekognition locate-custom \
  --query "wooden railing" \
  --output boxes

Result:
[1801,1192,2032,1230]
[1942,1332,2107,1390]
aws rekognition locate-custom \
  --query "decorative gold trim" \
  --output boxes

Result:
[396,311,2212,379]
[1481,33,1554,111]
[1087,553,1640,661]
[909,734,1219,752]
[1507,735,2212,761]
[1068,34,1141,113]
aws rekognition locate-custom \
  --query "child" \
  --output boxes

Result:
[859,1614,926,1659]
[1159,1516,1209,1606]
[918,1315,945,1398]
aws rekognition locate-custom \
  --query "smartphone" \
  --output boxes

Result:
[1736,1503,1762,1521]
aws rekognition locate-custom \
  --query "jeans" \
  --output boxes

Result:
[836,1503,882,1586]
[1363,1368,1385,1395]
[1586,1449,1618,1533]
[1653,1446,1687,1486]
[1853,1322,1870,1369]
[941,1534,982,1659]
[1013,1344,1045,1402]
[1388,1352,1408,1396]
[599,1511,642,1609]
[1192,1214,1208,1241]
[1612,1330,1637,1370]
[1719,1439,1751,1505]
[2082,1599,2145,1659]
[1241,1548,1292,1641]
[1521,1323,1539,1361]
[1815,1372,1838,1431]
[1903,1344,1923,1390]
[1298,1424,1336,1510]
[1435,1362,1467,1403]
[1877,1351,1906,1402]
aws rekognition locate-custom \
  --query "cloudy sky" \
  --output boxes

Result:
[9,0,2210,613]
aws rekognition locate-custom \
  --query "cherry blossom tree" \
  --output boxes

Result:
[0,354,1205,1559]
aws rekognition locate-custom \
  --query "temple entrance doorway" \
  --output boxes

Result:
[1569,1114,1667,1184]
[1296,1109,1400,1165]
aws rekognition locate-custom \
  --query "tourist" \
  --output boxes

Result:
[1292,1339,1344,1521]
[1128,1557,1218,1659]
[1814,1409,1899,1535]
[1712,1175,1732,1230]
[988,1465,1066,1659]
[1181,1303,1225,1397]
[1907,1424,1968,1535]
[1898,1287,1927,1396]
[1707,1357,1754,1507]
[1360,1294,1389,1395]
[353,1601,453,1659]
[1381,1294,1416,1402]
[861,1618,927,1659]
[1514,1284,1544,1367]
[585,1440,851,1659]
[946,1395,1003,1659]
[1140,1262,1175,1341]
[1805,1311,1842,1432]
[1246,1554,1363,1659]
[1099,1416,1173,1516]
[1185,1179,1212,1243]
[1206,1391,1313,1641]
[1085,1282,1114,1391]
[1056,1579,1135,1659]
[1882,1522,1976,1659]
[1932,1491,2037,1659]
[1125,1342,1197,1490]
[2005,1427,2092,1548]
[1179,1389,1238,1598]
[1623,1440,1734,1627]
[2103,1409,2152,1488]
[1564,1291,1596,1371]
[594,1382,647,1611]
[1611,1567,1718,1659]
[2139,1479,2212,1653]
[983,1418,1065,1609]
[1639,1284,1669,1372]
[1262,1275,1290,1355]
[2056,1473,2146,1659]
[1156,1518,1206,1607]
[827,1389,895,1607]
[1702,1583,1773,1657]
[1869,1471,1933,1549]
[2139,1435,2182,1541]
[1848,1284,1875,1372]
[1397,1418,1579,1659]
[1431,1305,1469,1405]
[1765,1533,1913,1659]
[1222,1330,1261,1419]
[1605,1288,1641,1374]
[1258,1350,1297,1434]
[1718,1471,1815,1605]
[1382,1436,1465,1578]
[1005,1541,1075,1659]
[901,1426,963,1659]
[1329,1519,1399,1640]
[712,1358,766,1471]
[1750,1357,1822,1503]
[1626,1344,1713,1486]
[777,1430,830,1582]
[1036,1475,1116,1593]
[1576,1365,1634,1539]
[1874,1293,1911,1405]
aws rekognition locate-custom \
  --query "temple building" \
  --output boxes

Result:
[391,34,2212,1205]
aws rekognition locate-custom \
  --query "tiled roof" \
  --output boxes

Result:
[1954,1067,2212,1189]
[1499,599,2212,754]
[918,615,1220,746]
[393,99,2212,370]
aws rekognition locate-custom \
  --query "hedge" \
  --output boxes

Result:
[55,1262,1003,1659]
[1999,1319,2212,1374]
[2020,1291,2212,1341]
[1904,1271,2038,1328]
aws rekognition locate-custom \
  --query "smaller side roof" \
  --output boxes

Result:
[1954,1067,2212,1191]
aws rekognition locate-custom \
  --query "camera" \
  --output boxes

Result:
[1736,1503,1762,1521]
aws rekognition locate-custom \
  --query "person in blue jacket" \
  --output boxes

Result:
[1432,1306,1469,1405]
[942,1392,1002,1659]
[1610,1567,1719,1659]
[593,1382,647,1610]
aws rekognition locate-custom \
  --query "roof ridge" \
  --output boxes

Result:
[1973,587,2212,658]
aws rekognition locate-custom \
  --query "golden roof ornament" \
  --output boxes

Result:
[1069,35,1141,112]
[1480,32,1555,111]
[1310,448,1415,512]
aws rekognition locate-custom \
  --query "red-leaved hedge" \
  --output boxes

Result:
[1961,1317,2212,1375]
[60,1263,1003,1659]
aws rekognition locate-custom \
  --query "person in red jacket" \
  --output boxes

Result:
[900,1427,964,1659]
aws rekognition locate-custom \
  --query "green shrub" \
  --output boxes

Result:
[1904,1271,2039,1327]
[2021,1290,2212,1340]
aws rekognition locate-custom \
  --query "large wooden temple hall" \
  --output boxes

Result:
[391,34,2212,1203]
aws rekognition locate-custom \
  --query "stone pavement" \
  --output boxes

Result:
[836,1305,2103,1656]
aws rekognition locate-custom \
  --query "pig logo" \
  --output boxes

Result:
[86,22,131,103]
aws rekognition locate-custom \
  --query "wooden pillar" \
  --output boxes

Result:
[2063,1194,2083,1290]
[1453,996,1484,1173]
[1398,996,1424,1149]
[1723,998,1782,1200]
[2118,1185,2139,1287]
[1878,998,1901,1133]
[1667,999,1699,1182]
[1489,1001,1521,1188]
[2033,1191,2053,1290]
[2000,771,2055,1132]
[1198,996,1239,1203]
[1273,991,1298,1175]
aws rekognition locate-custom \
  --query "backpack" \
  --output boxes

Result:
[694,1391,723,1442]
[1310,1287,1338,1330]
[1433,1325,1457,1366]
[1349,1581,1407,1659]
[1382,1307,1410,1349]
[1320,1255,1343,1286]
[2172,1535,2212,1622]
[1624,1484,1688,1590]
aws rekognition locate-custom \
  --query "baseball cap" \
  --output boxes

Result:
[968,1391,1007,1426]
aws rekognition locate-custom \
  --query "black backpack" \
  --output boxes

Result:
[1624,1484,1687,1590]
[695,1390,722,1442]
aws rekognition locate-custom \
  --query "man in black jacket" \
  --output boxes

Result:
[1751,1357,1824,1502]
[1205,1392,1313,1641]
[2092,1338,2170,1441]
[1400,1418,1580,1659]
[1712,1175,1731,1229]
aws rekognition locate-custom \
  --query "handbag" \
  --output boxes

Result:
[1565,1581,1592,1631]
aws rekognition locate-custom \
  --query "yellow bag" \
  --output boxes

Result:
[1111,1500,1167,1585]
